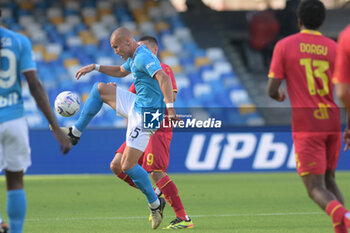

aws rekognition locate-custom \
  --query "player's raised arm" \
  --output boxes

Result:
[23,70,72,154]
[75,64,130,80]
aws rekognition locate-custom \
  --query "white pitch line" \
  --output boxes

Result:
[26,212,324,222]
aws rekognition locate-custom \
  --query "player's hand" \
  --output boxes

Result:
[52,127,72,154]
[343,128,350,151]
[107,82,117,87]
[75,64,96,80]
[278,88,286,102]
[167,107,182,123]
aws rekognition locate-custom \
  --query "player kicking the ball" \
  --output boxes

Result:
[61,27,178,229]
[110,36,193,229]
[268,1,350,232]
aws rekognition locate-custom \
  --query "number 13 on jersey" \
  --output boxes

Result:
[300,58,330,96]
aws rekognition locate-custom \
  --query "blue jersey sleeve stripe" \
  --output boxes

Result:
[151,68,162,78]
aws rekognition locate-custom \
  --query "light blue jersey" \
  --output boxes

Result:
[0,27,36,123]
[122,45,165,114]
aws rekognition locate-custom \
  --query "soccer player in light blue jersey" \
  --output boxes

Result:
[64,27,176,229]
[0,10,71,233]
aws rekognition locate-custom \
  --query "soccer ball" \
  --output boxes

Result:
[54,91,81,117]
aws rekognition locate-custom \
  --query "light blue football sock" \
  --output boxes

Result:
[124,164,158,204]
[7,189,26,233]
[74,82,103,132]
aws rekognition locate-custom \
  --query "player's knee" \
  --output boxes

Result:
[97,82,107,94]
[110,161,122,174]
[121,162,132,172]
[150,171,166,183]
[150,172,157,182]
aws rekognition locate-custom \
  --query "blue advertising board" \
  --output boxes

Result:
[27,127,350,174]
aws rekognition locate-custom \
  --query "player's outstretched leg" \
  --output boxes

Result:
[59,127,80,145]
[61,82,104,145]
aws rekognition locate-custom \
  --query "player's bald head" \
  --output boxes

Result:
[110,27,138,60]
[111,27,134,42]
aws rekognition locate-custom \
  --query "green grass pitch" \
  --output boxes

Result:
[0,172,349,233]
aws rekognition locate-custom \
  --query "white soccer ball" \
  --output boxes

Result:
[54,91,81,117]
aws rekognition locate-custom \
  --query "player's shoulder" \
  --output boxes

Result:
[273,34,299,52]
[134,52,149,65]
[135,49,158,67]
[1,27,29,41]
[137,45,152,56]
[1,28,31,48]
[1,27,15,37]
[135,46,152,60]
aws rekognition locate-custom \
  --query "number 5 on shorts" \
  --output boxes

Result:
[129,127,141,139]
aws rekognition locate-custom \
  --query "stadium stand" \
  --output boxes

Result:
[1,0,264,128]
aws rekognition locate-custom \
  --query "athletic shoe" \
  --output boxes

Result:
[59,126,80,145]
[150,197,166,229]
[49,125,80,145]
[0,222,9,233]
[163,217,194,229]
[149,189,164,222]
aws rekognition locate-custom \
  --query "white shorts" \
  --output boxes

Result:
[116,87,153,152]
[0,117,31,172]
